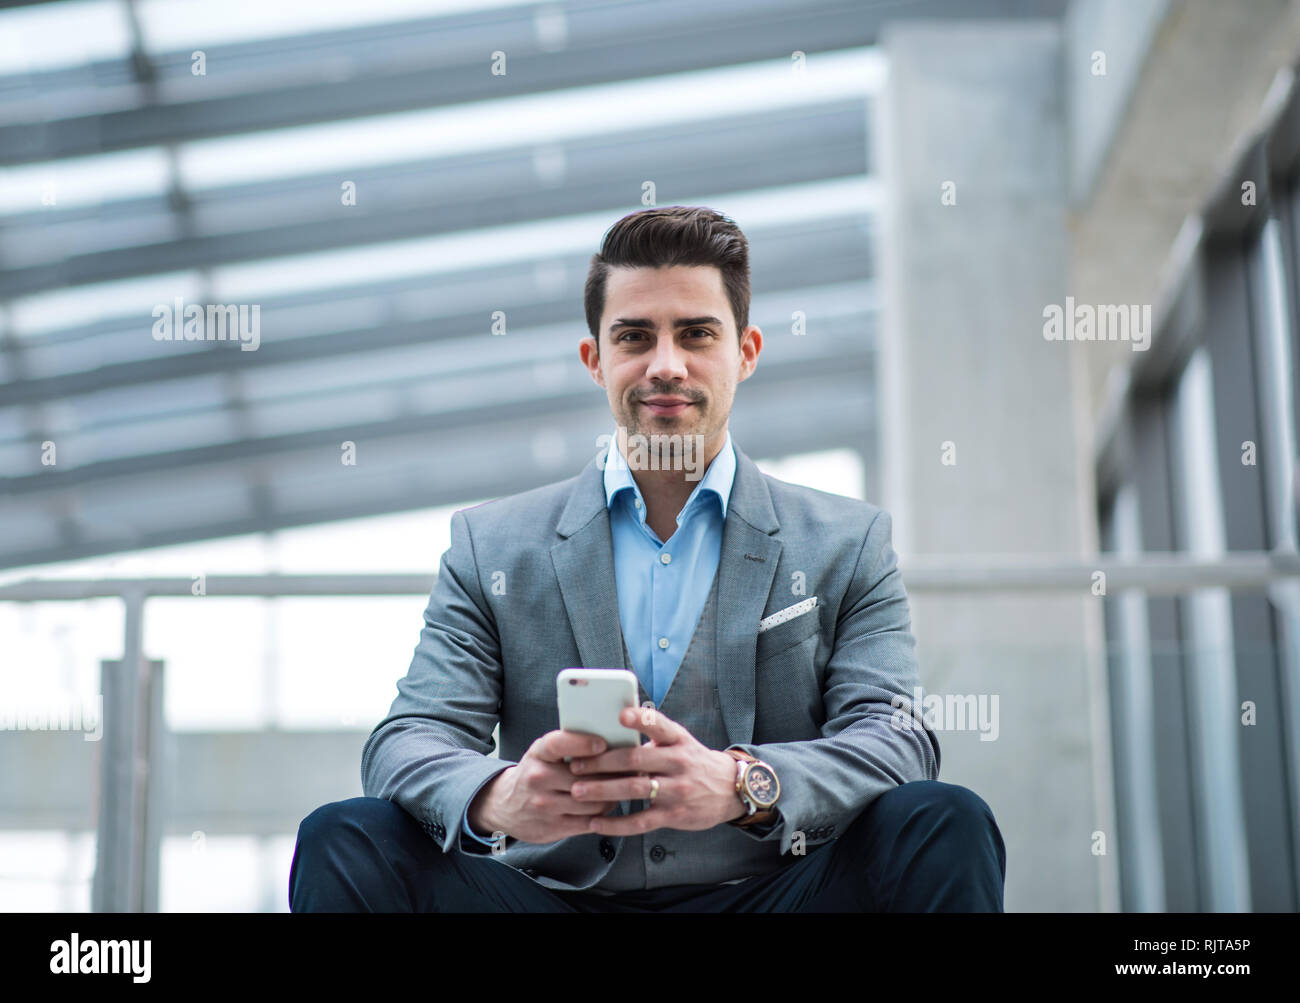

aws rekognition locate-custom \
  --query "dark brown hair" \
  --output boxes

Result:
[583,205,750,350]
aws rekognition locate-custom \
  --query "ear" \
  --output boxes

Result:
[578,336,604,386]
[737,325,762,380]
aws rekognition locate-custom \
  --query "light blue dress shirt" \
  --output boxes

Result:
[601,425,735,706]
[462,427,737,846]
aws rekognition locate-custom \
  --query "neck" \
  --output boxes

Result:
[615,426,727,541]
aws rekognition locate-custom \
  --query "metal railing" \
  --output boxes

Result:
[1,551,1296,910]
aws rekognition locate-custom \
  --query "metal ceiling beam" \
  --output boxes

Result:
[0,301,875,481]
[0,217,874,404]
[0,359,875,568]
[1,312,873,492]
[0,100,869,297]
[0,0,1067,165]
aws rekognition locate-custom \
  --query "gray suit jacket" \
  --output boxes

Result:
[361,439,941,891]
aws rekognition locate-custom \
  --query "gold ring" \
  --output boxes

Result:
[648,777,659,804]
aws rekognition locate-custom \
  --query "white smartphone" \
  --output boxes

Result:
[556,668,642,759]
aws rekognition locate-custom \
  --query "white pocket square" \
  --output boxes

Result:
[758,596,818,633]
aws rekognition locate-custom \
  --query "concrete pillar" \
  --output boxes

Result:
[879,20,1117,911]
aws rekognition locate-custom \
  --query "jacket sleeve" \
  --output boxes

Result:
[361,507,516,856]
[724,507,941,855]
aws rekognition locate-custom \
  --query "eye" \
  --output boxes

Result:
[616,328,713,342]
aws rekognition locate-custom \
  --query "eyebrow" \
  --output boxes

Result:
[608,316,723,332]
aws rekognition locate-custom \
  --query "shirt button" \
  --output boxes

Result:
[658,637,669,650]
[659,553,671,564]
[634,498,642,509]
[649,844,667,863]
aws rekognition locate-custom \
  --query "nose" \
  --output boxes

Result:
[645,335,689,384]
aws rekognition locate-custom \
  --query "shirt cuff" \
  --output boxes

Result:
[461,802,500,847]
[735,806,782,837]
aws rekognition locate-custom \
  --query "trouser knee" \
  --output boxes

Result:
[850,780,1005,874]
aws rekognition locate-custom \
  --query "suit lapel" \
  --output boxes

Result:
[551,454,626,674]
[714,444,781,747]
[550,438,782,749]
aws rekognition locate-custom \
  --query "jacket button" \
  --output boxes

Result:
[599,838,615,861]
[649,844,666,862]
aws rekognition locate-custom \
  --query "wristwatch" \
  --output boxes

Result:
[725,749,780,827]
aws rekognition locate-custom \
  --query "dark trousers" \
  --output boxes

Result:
[289,779,1006,912]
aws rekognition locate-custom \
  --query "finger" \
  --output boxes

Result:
[586,807,674,837]
[557,812,619,841]
[531,729,607,763]
[557,799,620,816]
[618,705,684,746]
[518,760,625,795]
[531,760,619,793]
[570,775,661,802]
[568,743,673,776]
[514,789,618,815]
[541,793,619,815]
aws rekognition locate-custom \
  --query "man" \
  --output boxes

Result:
[290,205,1006,912]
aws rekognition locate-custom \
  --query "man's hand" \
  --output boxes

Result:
[468,730,624,845]
[566,706,746,836]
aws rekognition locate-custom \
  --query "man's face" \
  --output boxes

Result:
[579,264,761,456]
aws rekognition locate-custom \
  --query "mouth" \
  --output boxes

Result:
[640,399,695,417]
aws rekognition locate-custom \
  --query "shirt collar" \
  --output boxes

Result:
[603,425,735,522]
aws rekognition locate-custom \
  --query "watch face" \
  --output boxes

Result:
[745,765,779,807]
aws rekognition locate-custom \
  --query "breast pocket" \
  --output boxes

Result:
[753,602,824,739]
[755,602,822,662]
